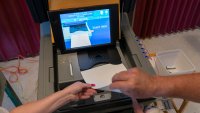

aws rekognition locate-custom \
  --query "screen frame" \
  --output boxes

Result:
[48,4,119,53]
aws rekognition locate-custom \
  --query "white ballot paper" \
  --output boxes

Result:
[81,64,127,92]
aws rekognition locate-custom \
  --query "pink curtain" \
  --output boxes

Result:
[133,0,200,38]
[0,0,40,61]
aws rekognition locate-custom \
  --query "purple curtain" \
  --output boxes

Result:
[133,0,200,38]
[0,0,40,61]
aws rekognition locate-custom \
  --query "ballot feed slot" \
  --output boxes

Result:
[77,46,122,71]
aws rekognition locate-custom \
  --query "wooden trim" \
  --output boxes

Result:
[179,100,188,113]
[171,99,189,113]
[49,0,119,10]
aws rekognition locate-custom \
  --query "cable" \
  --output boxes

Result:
[0,55,39,103]
[0,55,38,83]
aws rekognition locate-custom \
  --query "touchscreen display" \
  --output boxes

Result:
[60,9,111,49]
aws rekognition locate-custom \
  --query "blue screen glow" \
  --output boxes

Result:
[60,9,111,49]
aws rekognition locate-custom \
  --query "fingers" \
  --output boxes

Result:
[112,71,131,82]
[79,95,90,99]
[78,82,97,89]
[129,68,140,73]
[110,81,129,91]
[112,68,140,82]
[79,82,92,88]
[86,88,97,94]
[82,89,97,95]
[132,98,144,113]
[79,89,97,100]
[82,91,96,97]
[64,82,96,95]
[111,68,141,94]
[74,82,93,90]
[79,84,96,96]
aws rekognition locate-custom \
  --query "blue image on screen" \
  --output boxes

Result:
[60,9,111,49]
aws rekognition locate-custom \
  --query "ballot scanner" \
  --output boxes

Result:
[38,3,155,112]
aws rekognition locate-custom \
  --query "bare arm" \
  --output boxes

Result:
[10,82,96,113]
[110,68,200,103]
[154,73,200,102]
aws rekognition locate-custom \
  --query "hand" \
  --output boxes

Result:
[110,68,156,99]
[10,82,96,113]
[63,82,97,101]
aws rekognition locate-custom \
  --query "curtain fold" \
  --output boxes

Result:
[26,0,49,23]
[133,0,200,38]
[0,0,40,61]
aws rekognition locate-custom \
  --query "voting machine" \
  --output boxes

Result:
[38,0,155,113]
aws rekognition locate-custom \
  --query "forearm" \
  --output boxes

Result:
[39,90,76,113]
[45,90,77,113]
[153,73,200,102]
[11,90,75,113]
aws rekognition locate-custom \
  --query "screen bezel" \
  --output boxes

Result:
[48,4,119,53]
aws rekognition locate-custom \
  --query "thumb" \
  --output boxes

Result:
[132,98,144,113]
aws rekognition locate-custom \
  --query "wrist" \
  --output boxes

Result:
[62,87,77,95]
[59,89,78,102]
[150,76,160,97]
[152,76,174,97]
[47,90,78,112]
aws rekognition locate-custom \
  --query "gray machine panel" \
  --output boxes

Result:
[38,22,54,99]
[58,53,83,83]
[121,13,155,75]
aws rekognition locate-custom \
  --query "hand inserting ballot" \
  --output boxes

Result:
[110,68,156,99]
[110,68,156,113]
